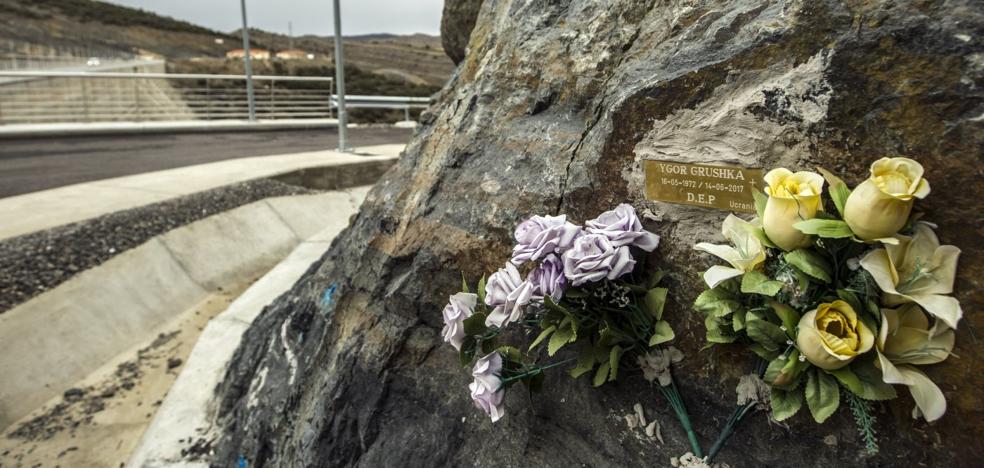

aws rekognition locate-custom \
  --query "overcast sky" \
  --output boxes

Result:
[103,0,444,36]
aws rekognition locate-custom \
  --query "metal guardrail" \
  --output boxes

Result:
[334,94,431,121]
[0,70,433,124]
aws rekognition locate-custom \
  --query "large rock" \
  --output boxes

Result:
[211,1,983,466]
[440,0,483,64]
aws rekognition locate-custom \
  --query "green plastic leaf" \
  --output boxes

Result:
[704,315,737,344]
[644,287,669,320]
[793,219,855,239]
[741,270,784,296]
[830,360,897,401]
[608,345,624,382]
[593,361,611,387]
[764,350,808,390]
[749,343,779,361]
[646,269,666,289]
[529,325,556,351]
[748,225,777,248]
[770,387,803,421]
[570,350,596,379]
[496,346,523,362]
[648,320,675,346]
[745,309,788,351]
[461,273,470,293]
[462,313,488,336]
[477,275,487,305]
[784,249,833,283]
[548,325,575,356]
[732,308,747,332]
[805,369,840,423]
[768,301,799,339]
[693,286,741,319]
[458,337,477,366]
[818,167,851,217]
[752,188,768,220]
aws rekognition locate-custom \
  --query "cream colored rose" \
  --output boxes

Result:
[860,223,962,328]
[876,303,954,421]
[762,168,824,251]
[844,157,930,241]
[694,215,766,288]
[796,300,874,370]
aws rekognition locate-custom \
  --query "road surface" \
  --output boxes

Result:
[0,127,412,198]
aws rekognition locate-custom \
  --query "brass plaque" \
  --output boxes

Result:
[644,160,764,213]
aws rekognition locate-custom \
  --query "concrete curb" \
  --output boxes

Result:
[0,146,400,241]
[126,200,364,466]
[0,189,368,430]
[0,119,339,139]
[126,238,339,468]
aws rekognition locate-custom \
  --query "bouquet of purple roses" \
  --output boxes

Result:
[441,204,703,457]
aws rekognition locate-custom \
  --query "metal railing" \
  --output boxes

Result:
[0,70,335,124]
[0,51,136,71]
[0,70,433,125]
[334,94,431,121]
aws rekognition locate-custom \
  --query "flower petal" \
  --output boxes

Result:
[860,248,901,295]
[908,293,962,329]
[703,265,744,288]
[694,243,743,270]
[878,354,946,422]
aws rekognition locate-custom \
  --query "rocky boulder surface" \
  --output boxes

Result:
[440,0,483,64]
[211,1,983,466]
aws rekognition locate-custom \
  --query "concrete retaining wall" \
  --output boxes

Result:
[0,190,365,429]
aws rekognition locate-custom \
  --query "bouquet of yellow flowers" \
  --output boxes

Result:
[693,158,962,458]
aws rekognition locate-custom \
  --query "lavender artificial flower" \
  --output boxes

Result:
[469,381,505,422]
[562,234,635,286]
[441,292,478,351]
[585,203,660,251]
[510,214,583,265]
[528,254,567,301]
[484,263,534,328]
[469,352,506,422]
[471,352,503,392]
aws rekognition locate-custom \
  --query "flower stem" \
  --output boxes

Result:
[706,401,756,461]
[500,358,576,384]
[706,359,767,462]
[658,378,703,458]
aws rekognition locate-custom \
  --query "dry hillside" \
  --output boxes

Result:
[0,0,454,87]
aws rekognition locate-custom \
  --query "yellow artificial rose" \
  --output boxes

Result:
[860,223,962,328]
[694,214,766,288]
[876,303,954,421]
[762,168,825,251]
[844,157,930,240]
[796,300,874,370]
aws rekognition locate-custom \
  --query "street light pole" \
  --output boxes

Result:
[332,0,350,151]
[240,0,257,121]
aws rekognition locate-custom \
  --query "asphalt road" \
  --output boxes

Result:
[0,127,413,198]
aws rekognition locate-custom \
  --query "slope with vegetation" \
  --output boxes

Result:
[0,0,454,89]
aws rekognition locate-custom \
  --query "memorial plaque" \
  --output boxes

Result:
[643,160,764,213]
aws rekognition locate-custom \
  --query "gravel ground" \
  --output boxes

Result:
[0,179,316,313]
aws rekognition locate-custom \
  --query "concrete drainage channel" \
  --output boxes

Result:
[0,161,390,467]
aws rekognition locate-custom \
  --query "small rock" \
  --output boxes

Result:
[633,403,646,427]
[63,387,85,401]
[167,357,183,369]
[824,435,838,446]
[624,414,638,429]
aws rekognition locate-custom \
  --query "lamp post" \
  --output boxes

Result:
[333,0,350,152]
[239,0,257,121]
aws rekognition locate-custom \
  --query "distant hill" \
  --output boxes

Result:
[0,0,454,86]
[244,30,452,86]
